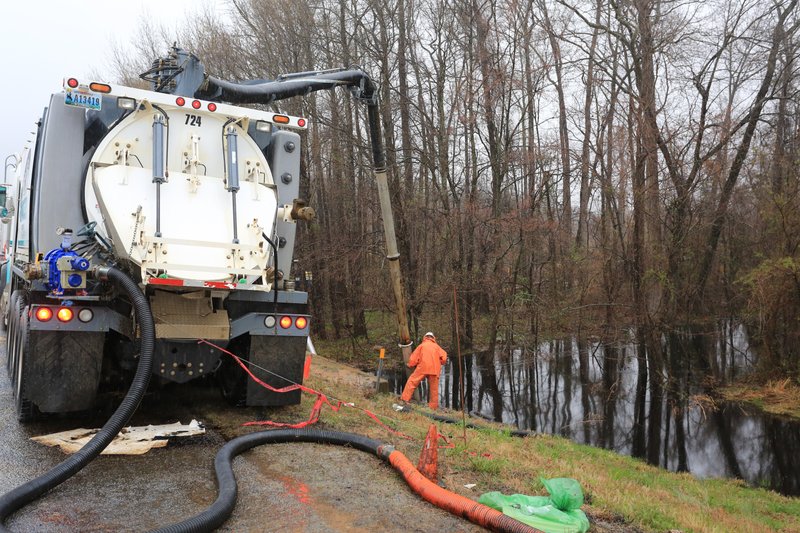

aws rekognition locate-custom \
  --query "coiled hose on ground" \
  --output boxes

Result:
[0,267,155,532]
[153,428,542,533]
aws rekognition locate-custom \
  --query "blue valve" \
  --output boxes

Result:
[71,257,90,271]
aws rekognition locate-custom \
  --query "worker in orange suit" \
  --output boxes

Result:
[400,332,448,409]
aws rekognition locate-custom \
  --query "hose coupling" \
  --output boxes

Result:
[377,444,395,460]
[92,266,112,281]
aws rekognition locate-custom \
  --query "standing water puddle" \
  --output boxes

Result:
[387,322,800,496]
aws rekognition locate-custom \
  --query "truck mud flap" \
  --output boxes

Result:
[27,331,104,413]
[246,335,306,407]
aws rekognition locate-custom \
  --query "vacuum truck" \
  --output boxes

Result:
[2,47,411,422]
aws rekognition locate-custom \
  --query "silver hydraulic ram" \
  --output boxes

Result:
[152,114,166,238]
[224,126,240,244]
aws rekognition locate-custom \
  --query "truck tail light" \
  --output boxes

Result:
[176,97,186,106]
[66,78,79,88]
[295,317,308,329]
[35,307,53,322]
[279,316,292,329]
[208,103,217,112]
[78,309,94,323]
[264,315,276,328]
[89,82,112,94]
[57,308,74,322]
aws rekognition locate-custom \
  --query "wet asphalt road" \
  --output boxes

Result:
[0,336,483,532]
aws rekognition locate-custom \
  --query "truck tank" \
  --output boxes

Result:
[3,50,315,421]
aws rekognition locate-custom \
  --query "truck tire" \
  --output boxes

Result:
[14,303,40,423]
[6,291,23,382]
[217,336,248,407]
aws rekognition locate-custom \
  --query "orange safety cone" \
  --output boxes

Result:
[417,424,439,482]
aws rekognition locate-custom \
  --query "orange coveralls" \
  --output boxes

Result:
[400,337,448,409]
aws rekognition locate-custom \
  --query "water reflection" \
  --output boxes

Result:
[390,322,800,496]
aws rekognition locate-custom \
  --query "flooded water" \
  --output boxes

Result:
[389,322,800,496]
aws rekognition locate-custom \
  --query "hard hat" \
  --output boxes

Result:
[424,332,435,339]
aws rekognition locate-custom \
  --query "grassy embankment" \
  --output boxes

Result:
[298,312,800,533]
[283,353,800,533]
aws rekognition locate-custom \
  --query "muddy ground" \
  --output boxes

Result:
[0,336,485,533]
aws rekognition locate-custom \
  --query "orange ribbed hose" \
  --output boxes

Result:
[387,450,543,533]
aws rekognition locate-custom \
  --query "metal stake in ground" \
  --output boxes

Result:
[376,347,385,391]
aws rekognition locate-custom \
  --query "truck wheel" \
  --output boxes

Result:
[14,304,40,423]
[217,337,248,407]
[6,291,23,380]
[4,295,15,374]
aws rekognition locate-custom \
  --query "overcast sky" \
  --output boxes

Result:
[1,0,227,180]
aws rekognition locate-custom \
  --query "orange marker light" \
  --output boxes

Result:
[272,114,290,124]
[279,316,292,329]
[36,307,53,322]
[295,316,308,329]
[89,82,112,94]
[57,308,74,322]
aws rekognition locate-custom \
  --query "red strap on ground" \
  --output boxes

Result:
[437,432,456,449]
[197,339,413,439]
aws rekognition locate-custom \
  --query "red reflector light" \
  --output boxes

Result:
[89,82,112,94]
[295,316,308,329]
[176,97,186,106]
[273,114,290,124]
[192,100,201,109]
[208,102,217,112]
[35,307,53,322]
[297,118,306,127]
[279,316,292,329]
[57,308,74,323]
[67,78,79,88]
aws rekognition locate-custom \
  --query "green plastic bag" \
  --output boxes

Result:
[478,478,590,533]
[541,477,584,511]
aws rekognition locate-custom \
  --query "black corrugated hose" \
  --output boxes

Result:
[0,267,155,532]
[151,429,387,533]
